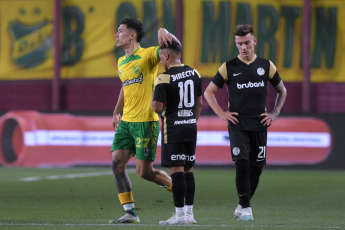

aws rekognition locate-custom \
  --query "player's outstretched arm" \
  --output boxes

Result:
[112,88,124,131]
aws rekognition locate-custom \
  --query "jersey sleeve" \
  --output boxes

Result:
[148,46,160,65]
[212,62,227,88]
[153,74,170,103]
[268,60,282,86]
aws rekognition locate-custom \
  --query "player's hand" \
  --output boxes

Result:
[112,113,122,131]
[219,111,239,125]
[158,28,172,47]
[260,112,278,127]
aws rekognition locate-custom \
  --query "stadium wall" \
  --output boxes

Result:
[0,111,344,170]
[1,0,345,113]
[1,79,345,113]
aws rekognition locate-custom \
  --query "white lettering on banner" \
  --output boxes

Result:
[267,132,331,147]
[159,131,331,148]
[24,130,330,148]
[24,130,114,146]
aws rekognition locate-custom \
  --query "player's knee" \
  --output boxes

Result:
[235,159,249,167]
[136,167,153,180]
[235,160,250,174]
[111,159,125,173]
[251,164,263,176]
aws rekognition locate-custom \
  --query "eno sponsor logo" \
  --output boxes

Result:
[237,80,264,89]
[171,154,195,162]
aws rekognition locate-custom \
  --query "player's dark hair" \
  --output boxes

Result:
[234,24,254,36]
[160,40,182,54]
[120,18,145,42]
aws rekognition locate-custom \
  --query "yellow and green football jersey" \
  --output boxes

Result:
[118,46,160,122]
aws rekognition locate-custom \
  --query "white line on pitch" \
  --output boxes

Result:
[19,169,136,182]
[0,223,342,229]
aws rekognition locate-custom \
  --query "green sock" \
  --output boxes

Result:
[126,208,137,217]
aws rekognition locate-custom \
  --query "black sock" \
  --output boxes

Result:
[184,172,195,205]
[171,172,186,208]
[235,160,251,208]
[249,165,263,198]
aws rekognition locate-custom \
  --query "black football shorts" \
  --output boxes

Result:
[161,141,196,168]
[228,129,267,166]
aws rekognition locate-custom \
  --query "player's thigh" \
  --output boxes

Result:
[250,131,267,166]
[161,141,196,168]
[228,129,251,161]
[131,121,160,161]
[112,149,134,171]
[111,121,135,153]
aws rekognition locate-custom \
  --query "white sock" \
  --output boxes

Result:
[242,207,252,214]
[237,204,242,211]
[123,202,135,211]
[175,207,185,218]
[185,205,194,217]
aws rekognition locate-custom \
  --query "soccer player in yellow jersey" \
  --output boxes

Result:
[110,18,179,224]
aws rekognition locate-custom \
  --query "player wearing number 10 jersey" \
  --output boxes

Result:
[152,40,202,225]
[154,65,202,145]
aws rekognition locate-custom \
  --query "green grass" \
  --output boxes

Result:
[0,166,344,230]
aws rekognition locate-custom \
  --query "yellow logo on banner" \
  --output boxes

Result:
[10,22,53,60]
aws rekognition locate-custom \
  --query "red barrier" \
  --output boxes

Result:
[0,111,332,167]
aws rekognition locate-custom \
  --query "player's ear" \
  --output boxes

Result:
[165,52,170,60]
[129,30,137,41]
[253,36,257,45]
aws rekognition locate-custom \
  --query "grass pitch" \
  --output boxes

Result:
[0,166,344,230]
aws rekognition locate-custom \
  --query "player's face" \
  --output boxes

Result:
[159,49,169,70]
[115,24,135,49]
[235,33,257,61]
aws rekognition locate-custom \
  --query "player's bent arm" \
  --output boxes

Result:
[204,82,224,116]
[152,100,164,114]
[271,80,287,118]
[195,96,203,120]
[158,28,181,47]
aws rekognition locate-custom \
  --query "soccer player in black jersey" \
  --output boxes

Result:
[152,40,202,225]
[204,24,287,221]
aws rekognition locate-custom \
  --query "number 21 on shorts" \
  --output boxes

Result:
[257,146,266,161]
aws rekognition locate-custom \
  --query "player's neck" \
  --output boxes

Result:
[124,42,140,57]
[238,54,257,64]
[167,60,182,69]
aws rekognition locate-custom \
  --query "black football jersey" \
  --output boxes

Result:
[212,55,281,131]
[153,64,202,144]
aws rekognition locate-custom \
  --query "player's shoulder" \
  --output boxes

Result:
[254,56,271,65]
[137,46,159,54]
[118,54,126,62]
[156,73,171,85]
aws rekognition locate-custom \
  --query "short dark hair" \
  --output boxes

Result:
[120,18,145,42]
[160,40,182,54]
[234,24,254,36]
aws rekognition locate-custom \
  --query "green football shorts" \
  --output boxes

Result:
[111,120,160,161]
